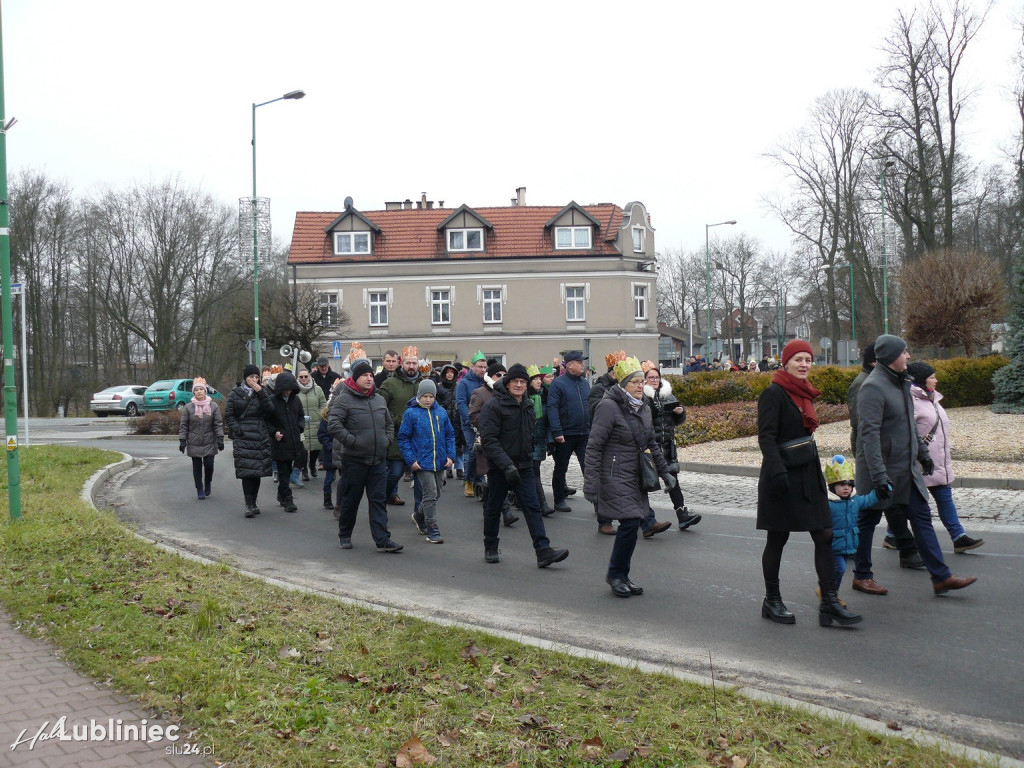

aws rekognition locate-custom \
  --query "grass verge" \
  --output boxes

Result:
[0,446,989,767]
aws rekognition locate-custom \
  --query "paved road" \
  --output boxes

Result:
[26,418,1024,759]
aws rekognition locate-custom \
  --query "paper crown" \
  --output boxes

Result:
[538,365,554,375]
[613,356,642,381]
[471,350,486,363]
[192,376,207,389]
[526,364,542,379]
[605,349,627,369]
[346,342,367,362]
[824,455,855,485]
[640,360,657,374]
[269,364,283,375]
[418,360,433,374]
[401,345,419,360]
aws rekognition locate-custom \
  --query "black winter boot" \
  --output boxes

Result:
[761,581,795,624]
[323,492,333,509]
[818,581,863,627]
[244,496,256,519]
[283,493,298,514]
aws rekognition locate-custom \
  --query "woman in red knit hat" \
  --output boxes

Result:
[756,340,862,628]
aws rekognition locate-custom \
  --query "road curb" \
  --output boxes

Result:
[73,452,1024,768]
[678,461,1023,489]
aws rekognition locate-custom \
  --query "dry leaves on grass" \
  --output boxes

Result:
[395,735,436,766]
[460,640,483,666]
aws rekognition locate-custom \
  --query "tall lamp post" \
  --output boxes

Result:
[705,220,737,360]
[251,89,305,368]
[880,160,895,334]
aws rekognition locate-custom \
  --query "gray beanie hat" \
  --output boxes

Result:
[873,334,907,366]
[417,379,437,397]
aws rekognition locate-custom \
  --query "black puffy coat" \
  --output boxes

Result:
[224,385,273,479]
[756,383,829,532]
[327,379,394,467]
[478,382,536,471]
[588,372,616,420]
[266,371,306,462]
[583,385,669,520]
[645,379,685,466]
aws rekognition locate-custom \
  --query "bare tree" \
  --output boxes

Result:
[710,234,771,361]
[903,248,1006,355]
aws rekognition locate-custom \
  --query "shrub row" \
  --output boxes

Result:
[127,411,182,435]
[675,402,851,447]
[666,355,1008,409]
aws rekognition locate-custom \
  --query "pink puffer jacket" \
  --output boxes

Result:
[910,385,953,487]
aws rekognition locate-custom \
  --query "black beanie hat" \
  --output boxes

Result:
[350,358,373,380]
[906,361,935,389]
[861,342,876,372]
[243,364,260,379]
[486,361,507,378]
[503,363,530,386]
[874,334,907,366]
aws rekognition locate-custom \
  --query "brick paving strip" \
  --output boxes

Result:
[0,613,214,768]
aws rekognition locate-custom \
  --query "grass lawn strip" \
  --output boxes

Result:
[0,446,991,767]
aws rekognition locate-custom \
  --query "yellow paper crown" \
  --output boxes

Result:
[824,456,855,486]
[613,356,642,381]
[526,364,542,379]
[605,349,627,369]
[401,345,419,360]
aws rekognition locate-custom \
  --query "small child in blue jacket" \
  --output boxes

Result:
[824,455,879,596]
[398,380,456,544]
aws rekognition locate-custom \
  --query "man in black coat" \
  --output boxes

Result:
[311,356,342,399]
[478,364,569,568]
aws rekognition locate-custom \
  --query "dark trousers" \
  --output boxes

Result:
[666,474,686,509]
[191,455,214,490]
[241,476,262,501]
[608,518,642,579]
[276,459,294,499]
[854,486,951,583]
[387,459,423,507]
[337,459,391,546]
[484,466,549,552]
[306,449,320,475]
[551,435,586,503]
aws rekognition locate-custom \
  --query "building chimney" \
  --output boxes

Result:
[404,199,413,210]
[385,201,402,211]
[516,186,526,206]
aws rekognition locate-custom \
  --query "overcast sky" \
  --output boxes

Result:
[4,0,1020,257]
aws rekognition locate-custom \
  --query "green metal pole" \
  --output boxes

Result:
[0,7,22,521]
[251,102,261,369]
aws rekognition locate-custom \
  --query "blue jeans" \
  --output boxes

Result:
[608,518,641,579]
[484,466,549,552]
[462,428,478,483]
[387,459,423,508]
[834,554,850,589]
[337,459,391,546]
[928,484,966,542]
[322,466,335,495]
[855,486,951,584]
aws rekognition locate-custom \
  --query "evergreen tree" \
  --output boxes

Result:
[992,253,1024,412]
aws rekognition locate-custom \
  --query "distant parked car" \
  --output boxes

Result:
[91,385,148,417]
[142,379,224,412]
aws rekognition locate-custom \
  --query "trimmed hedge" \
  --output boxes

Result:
[676,402,850,447]
[929,356,1008,408]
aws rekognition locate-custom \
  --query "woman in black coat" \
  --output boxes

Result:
[224,364,274,518]
[757,340,860,627]
[267,370,305,514]
[643,363,700,531]
[583,358,673,598]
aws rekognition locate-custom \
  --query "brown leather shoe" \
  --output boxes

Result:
[642,521,672,538]
[388,495,405,506]
[598,524,616,535]
[852,578,889,596]
[933,575,977,595]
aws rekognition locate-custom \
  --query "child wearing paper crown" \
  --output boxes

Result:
[824,455,879,597]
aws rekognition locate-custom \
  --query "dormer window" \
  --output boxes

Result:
[555,226,591,250]
[334,232,370,255]
[448,228,483,252]
[632,227,645,253]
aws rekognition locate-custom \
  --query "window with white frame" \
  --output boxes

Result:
[565,285,585,321]
[368,291,389,326]
[320,291,340,326]
[555,226,591,249]
[447,228,483,252]
[633,283,648,320]
[431,289,451,325]
[334,231,370,255]
[482,287,502,323]
[632,227,645,253]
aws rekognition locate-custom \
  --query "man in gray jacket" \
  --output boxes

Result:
[328,358,402,553]
[852,334,976,596]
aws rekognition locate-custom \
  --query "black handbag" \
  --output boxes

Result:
[638,450,661,492]
[778,435,819,469]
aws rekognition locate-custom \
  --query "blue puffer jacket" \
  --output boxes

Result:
[829,489,879,555]
[547,372,590,437]
[397,397,457,472]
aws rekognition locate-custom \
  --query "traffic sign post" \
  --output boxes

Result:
[332,340,343,358]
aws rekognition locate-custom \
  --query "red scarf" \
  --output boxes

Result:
[345,376,374,397]
[772,369,820,432]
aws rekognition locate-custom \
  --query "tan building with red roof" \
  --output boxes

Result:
[287,189,658,369]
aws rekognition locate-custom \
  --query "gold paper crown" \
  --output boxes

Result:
[824,456,855,486]
[192,376,207,388]
[401,345,419,360]
[640,360,657,374]
[613,356,642,381]
[269,364,283,375]
[418,360,433,374]
[605,349,627,369]
[346,342,367,362]
[526,364,542,379]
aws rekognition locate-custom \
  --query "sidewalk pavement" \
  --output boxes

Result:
[0,612,214,768]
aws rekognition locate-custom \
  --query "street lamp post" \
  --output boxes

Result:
[705,220,736,361]
[252,89,305,368]
[880,160,895,334]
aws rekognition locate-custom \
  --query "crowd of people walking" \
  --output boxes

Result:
[186,331,979,619]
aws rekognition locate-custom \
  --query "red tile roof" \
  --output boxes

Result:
[288,204,625,264]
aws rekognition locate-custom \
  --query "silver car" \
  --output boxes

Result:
[91,385,148,417]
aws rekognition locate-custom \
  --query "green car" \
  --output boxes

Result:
[142,379,224,412]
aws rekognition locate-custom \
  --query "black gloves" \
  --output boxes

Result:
[769,473,789,494]
[874,482,892,500]
[217,438,225,452]
[660,473,677,490]
[179,441,186,454]
[502,464,521,487]
[920,454,935,476]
